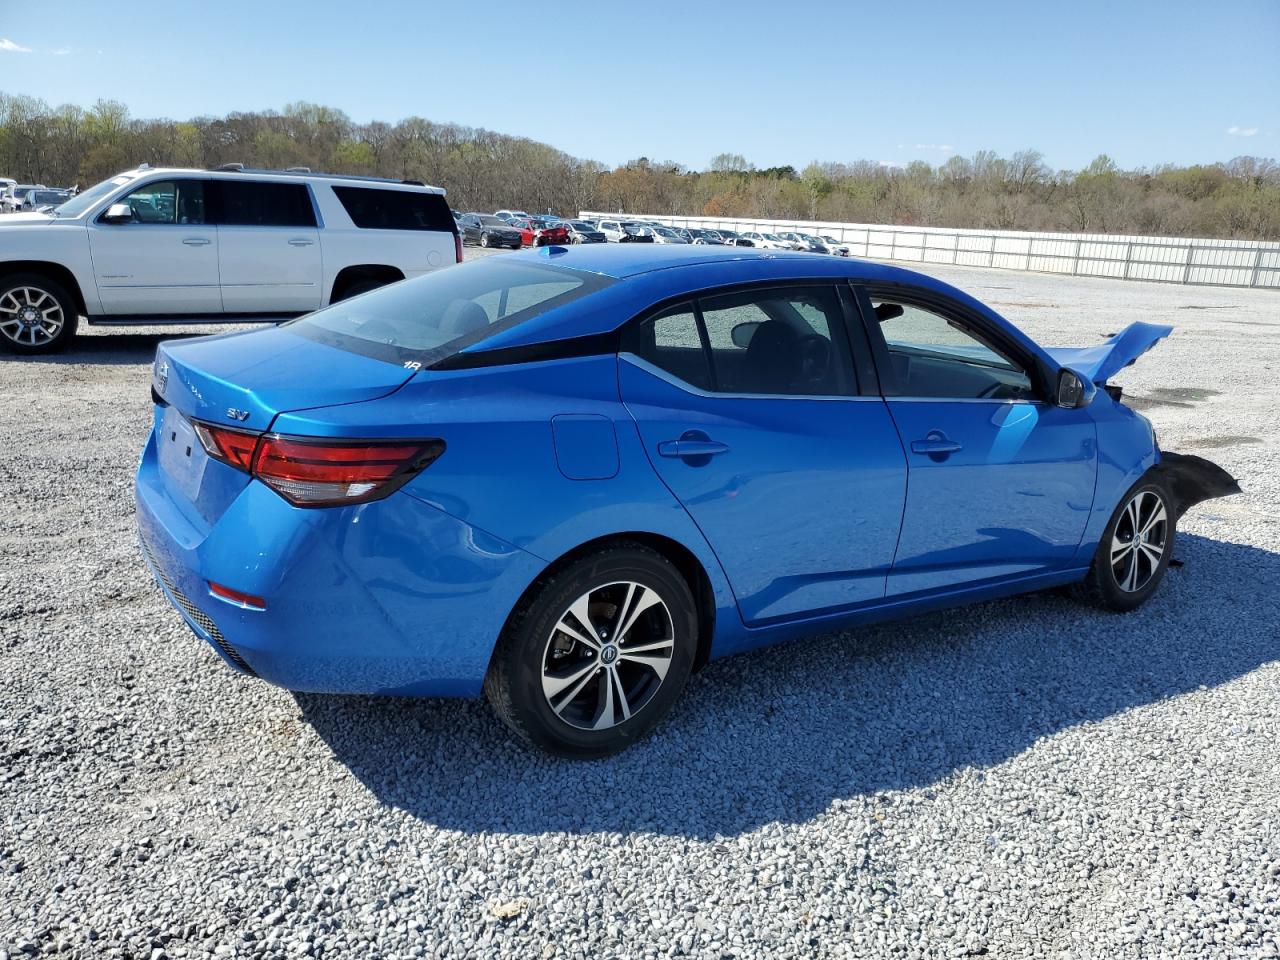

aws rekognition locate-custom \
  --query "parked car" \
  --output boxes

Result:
[597,219,656,243]
[716,229,755,247]
[2,184,45,213]
[566,220,607,243]
[22,188,73,212]
[820,235,851,256]
[774,232,809,251]
[648,226,689,244]
[495,209,533,224]
[797,233,831,254]
[0,164,460,353]
[527,217,570,246]
[136,245,1238,758]
[459,213,524,249]
[740,231,794,250]
[687,229,724,245]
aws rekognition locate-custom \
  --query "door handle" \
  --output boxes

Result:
[182,238,211,246]
[657,438,730,459]
[288,238,315,246]
[910,432,963,456]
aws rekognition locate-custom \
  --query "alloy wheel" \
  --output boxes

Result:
[540,581,675,731]
[0,286,64,347]
[1110,489,1168,592]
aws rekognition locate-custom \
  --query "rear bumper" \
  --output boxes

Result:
[134,429,545,697]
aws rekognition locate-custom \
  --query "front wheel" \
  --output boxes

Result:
[0,274,78,354]
[1082,479,1175,612]
[480,233,491,248]
[484,543,697,759]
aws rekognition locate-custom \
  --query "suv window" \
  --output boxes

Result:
[116,179,206,224]
[623,285,856,397]
[331,185,456,232]
[288,258,612,367]
[868,296,1033,400]
[211,180,315,228]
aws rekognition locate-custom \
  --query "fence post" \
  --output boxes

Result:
[1182,244,1194,285]
[1072,238,1081,276]
[988,234,996,268]
[890,231,897,261]
[1250,247,1264,288]
[1122,242,1133,280]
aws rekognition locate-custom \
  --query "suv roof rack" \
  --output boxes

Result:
[210,163,431,187]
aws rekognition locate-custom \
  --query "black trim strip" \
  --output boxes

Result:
[431,330,620,370]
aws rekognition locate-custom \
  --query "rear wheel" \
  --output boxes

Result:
[0,274,78,354]
[333,278,389,303]
[1082,479,1174,611]
[485,543,697,759]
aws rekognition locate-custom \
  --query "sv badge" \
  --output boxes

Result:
[226,407,250,422]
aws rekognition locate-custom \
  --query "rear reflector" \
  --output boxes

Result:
[192,420,445,508]
[454,233,464,263]
[208,581,267,610]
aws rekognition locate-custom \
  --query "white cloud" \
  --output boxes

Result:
[878,160,901,169]
[1227,126,1259,137]
[0,38,32,53]
[50,47,71,56]
[914,143,955,152]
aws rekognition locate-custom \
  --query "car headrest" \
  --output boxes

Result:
[438,300,491,338]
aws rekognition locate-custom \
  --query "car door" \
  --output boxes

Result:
[87,178,221,315]
[619,284,908,625]
[211,179,322,314]
[856,284,1098,596]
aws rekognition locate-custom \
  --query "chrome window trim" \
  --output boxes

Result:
[619,353,883,403]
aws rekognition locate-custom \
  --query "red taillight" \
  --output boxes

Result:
[252,435,445,506]
[192,422,259,471]
[208,581,266,610]
[193,421,444,508]
[454,233,463,263]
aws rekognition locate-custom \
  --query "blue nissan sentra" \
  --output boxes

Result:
[136,245,1238,757]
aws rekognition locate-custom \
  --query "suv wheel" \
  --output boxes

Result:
[484,542,697,759]
[0,274,78,354]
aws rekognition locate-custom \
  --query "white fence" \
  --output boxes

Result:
[579,212,1280,290]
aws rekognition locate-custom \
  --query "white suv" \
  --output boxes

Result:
[0,165,460,353]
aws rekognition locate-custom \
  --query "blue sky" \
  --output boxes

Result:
[1,0,1276,172]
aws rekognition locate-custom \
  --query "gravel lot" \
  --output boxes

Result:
[2,253,1278,959]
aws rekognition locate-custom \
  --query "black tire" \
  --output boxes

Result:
[332,278,388,303]
[484,542,697,759]
[0,273,79,354]
[480,233,491,248]
[1080,476,1175,612]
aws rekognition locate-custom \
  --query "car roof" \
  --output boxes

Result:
[457,245,1047,363]
[116,166,445,193]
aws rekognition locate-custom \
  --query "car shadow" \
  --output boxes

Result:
[2,330,234,366]
[297,532,1278,839]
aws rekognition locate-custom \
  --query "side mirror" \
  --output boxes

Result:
[1056,367,1097,408]
[101,202,133,223]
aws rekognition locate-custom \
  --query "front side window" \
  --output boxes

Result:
[623,285,856,397]
[288,257,612,366]
[115,179,206,224]
[868,295,1033,400]
[213,180,315,228]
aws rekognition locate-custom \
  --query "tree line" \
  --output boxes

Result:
[1,93,1276,240]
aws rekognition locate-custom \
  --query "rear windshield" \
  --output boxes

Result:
[287,257,613,366]
[331,185,457,232]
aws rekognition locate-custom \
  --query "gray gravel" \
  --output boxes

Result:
[2,257,1278,959]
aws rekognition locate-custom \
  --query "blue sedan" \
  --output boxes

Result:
[135,246,1238,757]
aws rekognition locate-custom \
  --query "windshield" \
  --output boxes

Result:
[53,175,134,218]
[287,257,614,366]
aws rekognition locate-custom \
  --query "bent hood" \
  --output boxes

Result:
[1046,321,1173,384]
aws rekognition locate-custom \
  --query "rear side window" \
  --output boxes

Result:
[624,285,856,397]
[621,304,712,391]
[332,186,456,232]
[211,180,315,227]
[287,257,612,366]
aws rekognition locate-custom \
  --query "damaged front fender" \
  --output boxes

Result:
[1152,451,1242,520]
